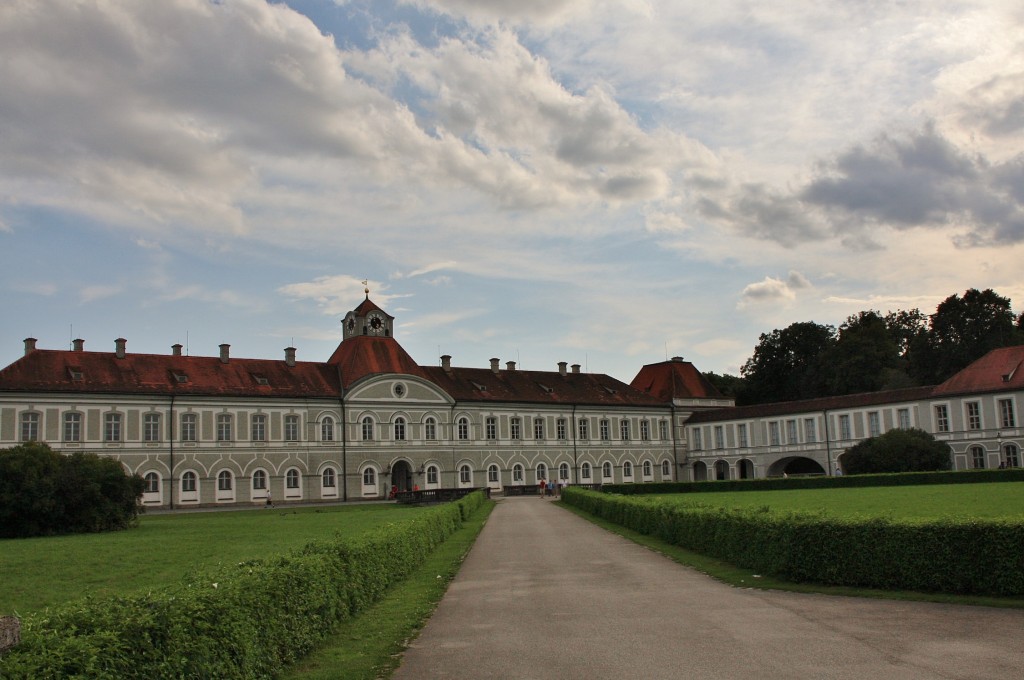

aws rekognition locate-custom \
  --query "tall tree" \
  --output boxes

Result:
[825,311,903,395]
[739,321,836,404]
[909,288,1021,384]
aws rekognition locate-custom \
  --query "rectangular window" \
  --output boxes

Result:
[534,418,544,440]
[640,420,650,441]
[181,413,196,442]
[966,402,981,430]
[557,418,567,440]
[248,413,264,440]
[105,413,122,442]
[620,419,630,441]
[425,419,436,441]
[839,415,851,440]
[714,425,724,449]
[217,414,232,441]
[769,421,780,446]
[600,419,610,441]
[486,417,497,440]
[934,405,949,432]
[458,418,469,440]
[488,466,499,483]
[737,423,748,448]
[999,399,1015,428]
[803,418,816,443]
[394,419,406,441]
[659,420,668,441]
[786,419,797,444]
[144,413,161,442]
[285,415,299,442]
[578,418,589,440]
[691,428,702,451]
[510,417,521,440]
[21,412,39,442]
[868,411,881,438]
[897,408,911,430]
[63,412,81,442]
[427,467,438,484]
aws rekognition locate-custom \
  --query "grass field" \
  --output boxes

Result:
[0,503,434,616]
[647,482,1024,520]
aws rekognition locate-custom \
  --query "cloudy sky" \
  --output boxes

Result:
[2,0,1023,382]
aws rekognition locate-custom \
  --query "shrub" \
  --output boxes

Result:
[562,488,1024,597]
[0,443,144,538]
[842,428,952,474]
[0,491,487,679]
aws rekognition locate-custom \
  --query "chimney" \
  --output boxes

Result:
[285,347,296,367]
[571,363,581,374]
[671,356,684,362]
[24,338,37,356]
[558,361,568,376]
[490,357,500,373]
[441,354,452,371]
[73,338,84,352]
[219,344,230,364]
[115,338,126,359]
[506,361,516,371]
[172,343,182,357]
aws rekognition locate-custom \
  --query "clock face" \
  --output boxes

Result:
[346,317,355,331]
[367,313,386,334]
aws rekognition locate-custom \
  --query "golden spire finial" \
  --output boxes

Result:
[362,279,369,297]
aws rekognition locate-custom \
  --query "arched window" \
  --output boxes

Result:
[361,417,374,441]
[363,467,376,486]
[602,461,612,480]
[425,417,437,441]
[144,472,160,493]
[322,468,336,488]
[217,470,233,491]
[181,470,197,492]
[426,465,439,485]
[643,460,652,477]
[488,464,499,483]
[581,462,592,480]
[394,417,406,441]
[512,463,524,482]
[559,462,569,482]
[252,469,268,490]
[971,445,986,469]
[458,417,469,440]
[1005,444,1020,468]
[661,460,670,477]
[286,468,300,489]
[321,416,334,442]
[536,462,548,480]
[623,461,633,479]
[460,464,472,484]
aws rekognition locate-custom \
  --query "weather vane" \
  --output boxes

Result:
[362,279,369,297]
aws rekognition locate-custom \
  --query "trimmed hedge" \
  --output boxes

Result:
[603,468,1024,495]
[0,491,486,679]
[562,487,1024,596]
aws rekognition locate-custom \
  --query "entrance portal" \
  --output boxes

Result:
[391,460,414,492]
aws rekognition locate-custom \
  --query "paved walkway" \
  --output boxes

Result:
[393,496,1024,680]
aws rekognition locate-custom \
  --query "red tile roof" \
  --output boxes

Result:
[352,296,388,318]
[686,386,935,423]
[0,350,341,398]
[327,336,427,388]
[932,346,1024,397]
[630,359,724,401]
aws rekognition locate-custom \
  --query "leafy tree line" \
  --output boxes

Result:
[705,288,1024,406]
[0,442,144,538]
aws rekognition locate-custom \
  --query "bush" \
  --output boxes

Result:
[843,428,952,474]
[0,491,487,679]
[0,443,145,538]
[562,488,1024,596]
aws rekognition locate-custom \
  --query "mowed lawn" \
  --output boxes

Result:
[0,503,432,616]
[648,482,1024,520]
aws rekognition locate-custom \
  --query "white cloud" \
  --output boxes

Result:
[739,271,812,307]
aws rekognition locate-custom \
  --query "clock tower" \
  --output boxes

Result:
[342,287,394,340]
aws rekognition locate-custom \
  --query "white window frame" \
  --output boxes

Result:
[181,413,197,442]
[966,402,981,431]
[105,412,122,442]
[63,412,81,442]
[252,414,267,442]
[144,413,161,442]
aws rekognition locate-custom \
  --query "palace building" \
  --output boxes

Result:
[1,294,1020,509]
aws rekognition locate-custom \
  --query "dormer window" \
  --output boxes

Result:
[538,383,554,394]
[171,371,188,384]
[251,373,270,386]
[67,367,84,381]
[603,386,618,396]
[471,381,488,392]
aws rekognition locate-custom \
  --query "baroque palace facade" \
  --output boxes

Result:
[1,295,1021,509]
